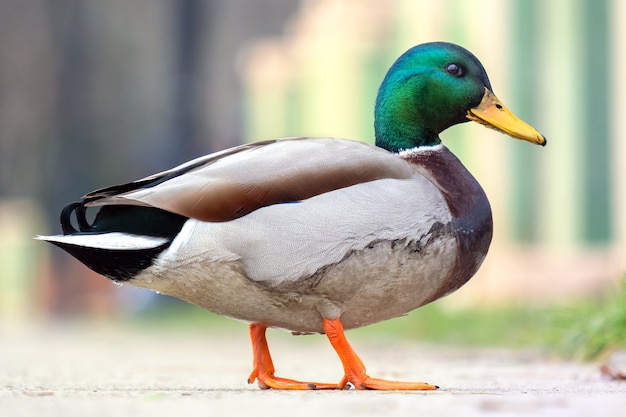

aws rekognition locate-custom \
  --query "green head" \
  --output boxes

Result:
[374,42,546,152]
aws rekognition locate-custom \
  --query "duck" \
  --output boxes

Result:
[38,42,546,390]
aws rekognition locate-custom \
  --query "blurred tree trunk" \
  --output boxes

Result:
[45,1,97,217]
[171,0,207,162]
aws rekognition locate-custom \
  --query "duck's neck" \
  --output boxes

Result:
[373,79,442,152]
[374,118,441,152]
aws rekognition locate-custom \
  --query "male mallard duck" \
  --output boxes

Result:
[39,42,545,390]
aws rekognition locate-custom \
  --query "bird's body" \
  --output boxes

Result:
[39,42,545,390]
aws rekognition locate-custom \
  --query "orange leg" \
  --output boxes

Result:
[247,323,345,390]
[247,320,438,390]
[323,317,438,390]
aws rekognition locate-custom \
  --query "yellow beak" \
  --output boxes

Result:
[467,88,547,146]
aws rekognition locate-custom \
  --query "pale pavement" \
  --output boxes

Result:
[1,322,624,417]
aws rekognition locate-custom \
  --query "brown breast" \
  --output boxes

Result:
[402,146,493,301]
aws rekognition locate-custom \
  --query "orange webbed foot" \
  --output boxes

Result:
[323,317,438,391]
[247,368,344,390]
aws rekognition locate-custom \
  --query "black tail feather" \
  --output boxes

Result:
[59,201,188,237]
[52,201,189,281]
[60,201,92,234]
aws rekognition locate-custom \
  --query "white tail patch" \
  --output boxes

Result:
[35,233,169,250]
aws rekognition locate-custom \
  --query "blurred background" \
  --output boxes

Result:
[0,0,624,354]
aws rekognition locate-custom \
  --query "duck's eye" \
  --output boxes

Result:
[445,63,463,76]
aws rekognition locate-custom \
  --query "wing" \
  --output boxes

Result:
[83,138,416,222]
[162,174,454,285]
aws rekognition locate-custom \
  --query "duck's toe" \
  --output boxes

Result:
[248,370,345,390]
[351,376,438,391]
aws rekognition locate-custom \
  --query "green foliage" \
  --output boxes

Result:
[350,301,552,349]
[549,278,626,360]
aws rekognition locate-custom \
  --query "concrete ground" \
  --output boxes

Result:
[1,322,624,417]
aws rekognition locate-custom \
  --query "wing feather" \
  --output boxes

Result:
[84,138,415,222]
